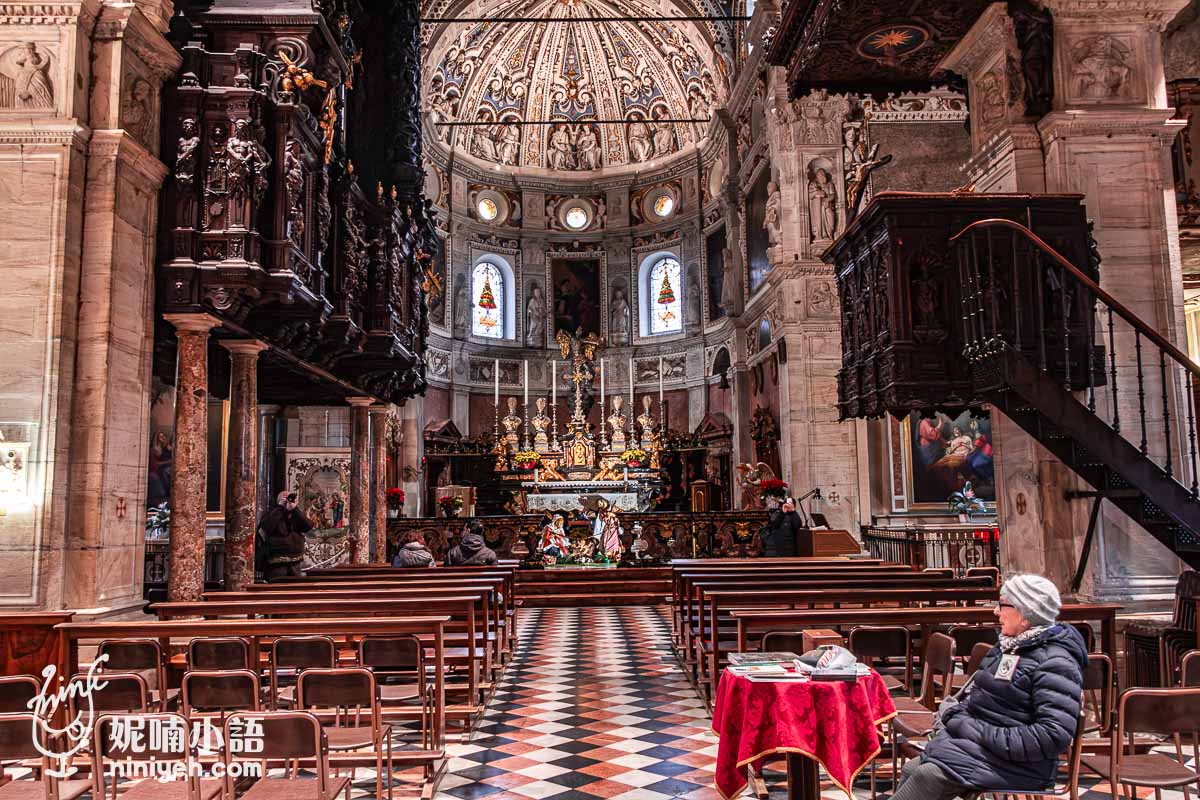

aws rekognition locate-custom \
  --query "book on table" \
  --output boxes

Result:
[728,652,800,666]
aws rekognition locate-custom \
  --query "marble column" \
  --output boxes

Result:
[369,405,390,563]
[221,341,268,590]
[400,398,425,517]
[348,397,373,564]
[164,314,219,602]
[256,405,281,517]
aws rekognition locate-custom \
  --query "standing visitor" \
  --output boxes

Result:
[258,490,313,582]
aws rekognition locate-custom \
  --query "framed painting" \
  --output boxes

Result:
[903,409,995,509]
[552,258,602,337]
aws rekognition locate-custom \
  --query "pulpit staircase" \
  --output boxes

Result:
[952,219,1200,571]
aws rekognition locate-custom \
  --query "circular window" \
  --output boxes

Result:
[564,206,589,230]
[641,185,679,222]
[653,195,675,217]
[478,197,498,221]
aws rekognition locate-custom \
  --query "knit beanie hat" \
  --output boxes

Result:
[1001,574,1062,626]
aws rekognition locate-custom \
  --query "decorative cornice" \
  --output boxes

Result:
[1038,0,1190,29]
[0,120,90,147]
[1037,108,1186,142]
[88,128,169,185]
[0,0,99,27]
[939,3,1015,78]
[94,4,182,80]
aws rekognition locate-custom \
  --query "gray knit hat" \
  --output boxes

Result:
[1001,574,1061,627]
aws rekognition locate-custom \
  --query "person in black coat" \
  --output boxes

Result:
[759,499,801,557]
[257,490,313,582]
[446,522,499,566]
[892,574,1087,799]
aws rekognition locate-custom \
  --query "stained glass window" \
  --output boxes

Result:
[472,262,505,338]
[649,256,682,334]
[653,195,674,217]
[478,197,498,221]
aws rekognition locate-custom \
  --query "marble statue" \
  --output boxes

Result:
[808,169,837,240]
[607,394,629,450]
[652,120,674,157]
[501,396,521,452]
[576,125,601,170]
[609,287,630,345]
[765,181,782,247]
[547,124,575,170]
[628,114,653,162]
[719,246,741,314]
[531,396,551,452]
[497,122,521,165]
[525,283,545,347]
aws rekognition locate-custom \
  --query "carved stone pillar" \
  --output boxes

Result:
[347,397,373,564]
[256,405,281,518]
[369,405,389,563]
[164,314,220,602]
[221,340,267,591]
[400,399,425,516]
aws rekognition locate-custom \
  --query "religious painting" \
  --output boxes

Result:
[428,235,447,327]
[745,171,771,293]
[286,454,351,531]
[146,376,175,509]
[552,258,601,337]
[904,409,995,508]
[706,226,727,320]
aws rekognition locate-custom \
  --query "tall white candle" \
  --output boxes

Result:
[600,358,605,407]
[629,356,634,409]
[494,359,499,405]
[523,360,529,407]
[658,356,664,404]
[551,360,556,405]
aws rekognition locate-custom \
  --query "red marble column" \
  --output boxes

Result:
[164,313,219,602]
[369,405,389,563]
[222,340,268,590]
[348,397,373,564]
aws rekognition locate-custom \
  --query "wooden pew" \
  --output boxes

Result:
[55,615,453,796]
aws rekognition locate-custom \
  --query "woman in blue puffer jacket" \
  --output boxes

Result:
[892,573,1088,799]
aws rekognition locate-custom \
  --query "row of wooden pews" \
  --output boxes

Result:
[670,558,1121,706]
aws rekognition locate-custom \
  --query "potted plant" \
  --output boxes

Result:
[513,450,541,473]
[385,487,405,519]
[760,478,788,507]
[948,481,987,521]
[438,494,464,518]
[620,448,649,469]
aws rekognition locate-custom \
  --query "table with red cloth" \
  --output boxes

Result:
[711,669,897,799]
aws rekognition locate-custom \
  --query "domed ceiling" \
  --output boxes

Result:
[423,0,732,172]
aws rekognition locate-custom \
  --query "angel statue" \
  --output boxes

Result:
[735,461,777,510]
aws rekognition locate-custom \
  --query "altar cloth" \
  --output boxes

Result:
[525,492,640,512]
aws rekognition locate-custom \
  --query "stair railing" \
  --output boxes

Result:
[950,218,1200,498]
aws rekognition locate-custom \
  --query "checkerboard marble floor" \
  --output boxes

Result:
[425,605,1191,800]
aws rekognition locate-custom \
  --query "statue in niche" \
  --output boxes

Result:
[719,246,741,314]
[497,121,521,165]
[628,112,653,162]
[764,181,782,247]
[473,111,499,161]
[14,43,53,108]
[576,124,601,170]
[547,123,575,170]
[651,108,674,156]
[452,282,468,337]
[807,168,837,241]
[607,394,629,450]
[501,396,522,452]
[525,282,546,347]
[1071,35,1132,100]
[687,267,702,327]
[609,286,630,345]
[175,118,199,187]
[532,396,551,452]
[124,77,152,145]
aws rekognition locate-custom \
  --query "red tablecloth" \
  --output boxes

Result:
[711,670,897,799]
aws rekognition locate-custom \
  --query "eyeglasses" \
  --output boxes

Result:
[997,601,1016,610]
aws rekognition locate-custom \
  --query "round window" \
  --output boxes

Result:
[653,195,675,217]
[478,197,499,221]
[564,206,589,230]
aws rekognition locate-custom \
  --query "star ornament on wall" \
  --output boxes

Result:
[857,23,930,62]
[869,29,914,49]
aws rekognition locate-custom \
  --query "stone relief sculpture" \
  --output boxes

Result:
[547,123,575,170]
[123,77,153,146]
[12,43,53,108]
[610,286,630,345]
[452,282,468,337]
[807,166,837,241]
[175,118,200,187]
[473,111,499,161]
[628,112,653,162]
[652,111,675,156]
[975,68,1007,132]
[525,282,546,347]
[1071,35,1132,100]
[686,266,702,327]
[497,121,521,165]
[764,181,782,248]
[576,124,601,170]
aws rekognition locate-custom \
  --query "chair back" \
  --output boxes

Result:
[1169,571,1200,629]
[1081,653,1114,734]
[297,668,380,736]
[68,673,149,719]
[222,710,335,798]
[0,712,42,760]
[848,626,911,689]
[0,675,40,713]
[948,625,998,657]
[919,632,956,708]
[1113,687,1200,787]
[1182,649,1200,687]
[1070,622,1096,653]
[182,670,260,716]
[188,637,251,671]
[97,639,166,700]
[272,635,336,670]
[359,635,421,671]
[965,642,992,676]
[965,566,1000,586]
[92,712,200,798]
[760,631,805,654]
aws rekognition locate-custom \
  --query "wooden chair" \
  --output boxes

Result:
[848,626,912,694]
[1080,654,1114,739]
[96,639,173,710]
[187,637,251,671]
[760,631,806,655]
[1078,687,1200,797]
[1070,622,1097,653]
[181,669,261,722]
[91,712,222,800]
[966,566,1000,586]
[888,633,957,785]
[68,672,150,721]
[270,635,336,710]
[0,676,40,713]
[0,713,91,800]
[982,708,1088,800]
[1124,570,1200,686]
[358,635,430,748]
[223,710,351,800]
[1181,649,1200,687]
[298,668,394,800]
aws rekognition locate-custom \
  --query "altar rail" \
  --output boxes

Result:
[861,524,1000,575]
[387,511,772,562]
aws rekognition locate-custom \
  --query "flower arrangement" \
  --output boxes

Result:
[145,503,170,540]
[620,448,649,468]
[385,487,405,510]
[513,450,541,471]
[438,495,464,516]
[948,481,987,516]
[759,478,789,500]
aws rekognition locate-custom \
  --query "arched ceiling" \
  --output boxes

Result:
[422,0,732,172]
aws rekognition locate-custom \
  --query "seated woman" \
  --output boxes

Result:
[892,574,1087,800]
[392,530,435,568]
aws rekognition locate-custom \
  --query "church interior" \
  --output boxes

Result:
[2,0,1200,797]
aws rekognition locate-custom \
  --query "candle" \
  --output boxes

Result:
[629,356,634,409]
[551,360,556,405]
[523,360,529,407]
[600,358,605,408]
[658,356,664,405]
[494,359,499,406]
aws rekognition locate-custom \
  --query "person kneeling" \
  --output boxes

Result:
[892,574,1087,800]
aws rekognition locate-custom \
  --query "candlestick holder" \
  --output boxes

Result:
[599,394,609,450]
[551,393,560,451]
[492,402,505,471]
[522,400,532,451]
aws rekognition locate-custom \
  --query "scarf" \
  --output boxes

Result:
[999,624,1051,654]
